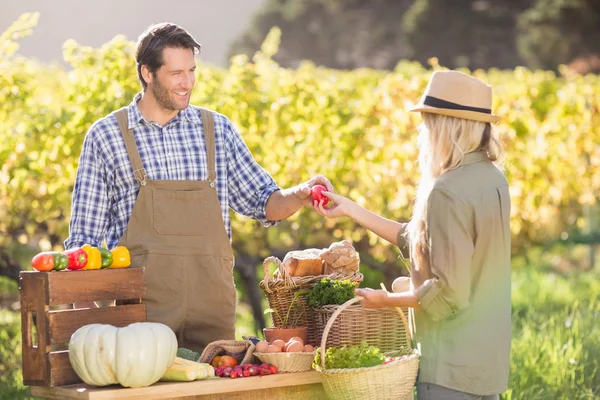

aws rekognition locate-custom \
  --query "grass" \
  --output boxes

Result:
[1,248,599,399]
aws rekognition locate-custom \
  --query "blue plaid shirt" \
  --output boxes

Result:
[65,93,280,250]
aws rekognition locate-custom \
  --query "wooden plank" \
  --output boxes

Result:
[188,384,327,400]
[48,304,147,345]
[49,350,82,387]
[31,371,325,400]
[30,383,327,400]
[45,268,146,305]
[20,272,50,386]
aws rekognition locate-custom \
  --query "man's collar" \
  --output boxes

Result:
[126,92,202,128]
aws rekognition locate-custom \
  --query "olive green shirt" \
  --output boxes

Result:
[398,151,511,395]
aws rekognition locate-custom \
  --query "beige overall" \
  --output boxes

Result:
[114,108,236,353]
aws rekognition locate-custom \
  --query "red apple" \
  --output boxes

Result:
[310,184,329,205]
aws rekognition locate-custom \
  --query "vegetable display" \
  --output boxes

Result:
[29,245,130,272]
[68,322,177,388]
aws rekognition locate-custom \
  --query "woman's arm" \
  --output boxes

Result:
[315,191,407,247]
[355,288,420,308]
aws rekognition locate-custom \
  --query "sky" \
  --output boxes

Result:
[1,0,266,67]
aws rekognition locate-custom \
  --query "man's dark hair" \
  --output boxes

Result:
[135,23,201,90]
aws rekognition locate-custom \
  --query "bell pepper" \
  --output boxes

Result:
[31,252,55,272]
[81,244,102,270]
[109,246,131,268]
[64,248,88,270]
[98,247,113,269]
[51,252,69,271]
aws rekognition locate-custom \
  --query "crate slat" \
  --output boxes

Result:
[46,268,146,305]
[49,351,81,387]
[20,273,50,386]
[48,304,147,345]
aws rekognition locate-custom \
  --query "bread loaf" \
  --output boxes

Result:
[282,248,323,277]
[319,240,360,275]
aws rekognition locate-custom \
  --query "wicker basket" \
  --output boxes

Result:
[259,256,363,345]
[253,351,316,373]
[316,297,419,400]
[313,304,410,352]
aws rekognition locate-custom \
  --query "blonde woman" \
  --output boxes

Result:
[315,71,511,399]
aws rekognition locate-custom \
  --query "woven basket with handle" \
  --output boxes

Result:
[259,256,363,345]
[315,297,419,400]
[312,304,410,351]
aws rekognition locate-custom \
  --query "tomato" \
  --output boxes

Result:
[217,355,238,368]
[310,184,329,205]
[31,252,55,272]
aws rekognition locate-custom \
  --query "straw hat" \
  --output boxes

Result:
[409,70,500,123]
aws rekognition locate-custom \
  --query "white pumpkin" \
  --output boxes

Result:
[68,322,177,388]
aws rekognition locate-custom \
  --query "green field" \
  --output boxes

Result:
[1,246,598,400]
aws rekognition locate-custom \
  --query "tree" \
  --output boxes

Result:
[229,0,600,72]
[228,0,415,70]
[517,0,600,72]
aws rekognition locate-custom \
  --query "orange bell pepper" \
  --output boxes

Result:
[81,244,102,270]
[109,246,131,268]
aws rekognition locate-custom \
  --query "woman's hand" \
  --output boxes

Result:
[313,191,355,219]
[354,288,391,308]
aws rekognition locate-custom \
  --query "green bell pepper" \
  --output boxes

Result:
[98,247,113,269]
[51,252,69,271]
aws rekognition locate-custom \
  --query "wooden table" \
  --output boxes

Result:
[30,371,328,400]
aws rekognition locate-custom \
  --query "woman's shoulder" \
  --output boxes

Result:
[435,161,508,201]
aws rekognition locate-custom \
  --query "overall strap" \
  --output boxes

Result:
[199,108,217,186]
[114,107,148,186]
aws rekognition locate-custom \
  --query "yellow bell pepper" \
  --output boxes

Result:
[81,244,102,270]
[109,246,131,268]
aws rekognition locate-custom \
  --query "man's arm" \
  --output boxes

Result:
[64,124,111,250]
[223,117,333,224]
[265,175,333,222]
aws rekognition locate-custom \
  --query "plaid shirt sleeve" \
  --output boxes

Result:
[224,119,281,226]
[64,121,112,249]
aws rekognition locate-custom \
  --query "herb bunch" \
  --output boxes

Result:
[308,278,355,307]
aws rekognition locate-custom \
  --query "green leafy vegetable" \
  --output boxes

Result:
[308,278,356,308]
[313,341,385,369]
[177,347,200,362]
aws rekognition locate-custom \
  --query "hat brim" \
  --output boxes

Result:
[409,104,500,123]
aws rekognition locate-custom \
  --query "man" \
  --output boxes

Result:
[65,22,332,353]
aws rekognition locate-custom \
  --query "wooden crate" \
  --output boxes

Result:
[19,268,147,387]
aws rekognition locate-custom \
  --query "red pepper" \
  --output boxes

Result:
[64,248,88,270]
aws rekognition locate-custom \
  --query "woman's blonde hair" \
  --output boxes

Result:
[407,112,502,272]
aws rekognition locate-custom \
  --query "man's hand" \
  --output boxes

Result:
[291,175,335,206]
